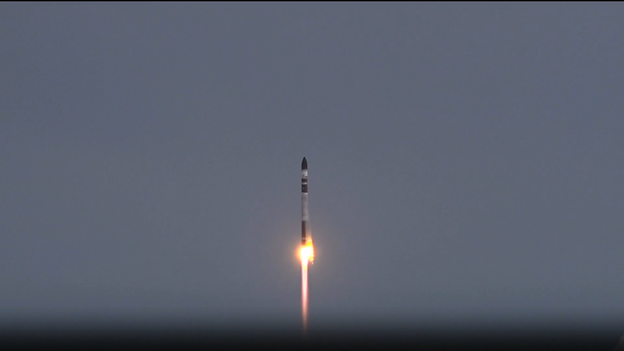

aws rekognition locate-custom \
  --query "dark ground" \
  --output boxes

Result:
[1,324,621,350]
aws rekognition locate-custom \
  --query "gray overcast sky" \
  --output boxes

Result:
[1,2,623,331]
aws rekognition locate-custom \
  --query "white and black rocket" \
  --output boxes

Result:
[301,157,311,245]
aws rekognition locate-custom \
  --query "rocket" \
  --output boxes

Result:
[301,157,311,245]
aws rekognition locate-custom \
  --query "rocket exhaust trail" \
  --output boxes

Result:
[301,257,308,336]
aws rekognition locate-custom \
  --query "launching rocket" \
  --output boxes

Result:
[301,157,311,245]
[299,157,313,334]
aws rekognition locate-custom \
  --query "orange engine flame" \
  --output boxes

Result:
[299,241,315,264]
[299,240,314,337]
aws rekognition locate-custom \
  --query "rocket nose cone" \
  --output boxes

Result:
[301,157,308,170]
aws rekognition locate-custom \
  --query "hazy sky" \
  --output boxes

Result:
[1,2,623,331]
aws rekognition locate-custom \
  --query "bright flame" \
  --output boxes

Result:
[299,240,314,337]
[299,241,315,264]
